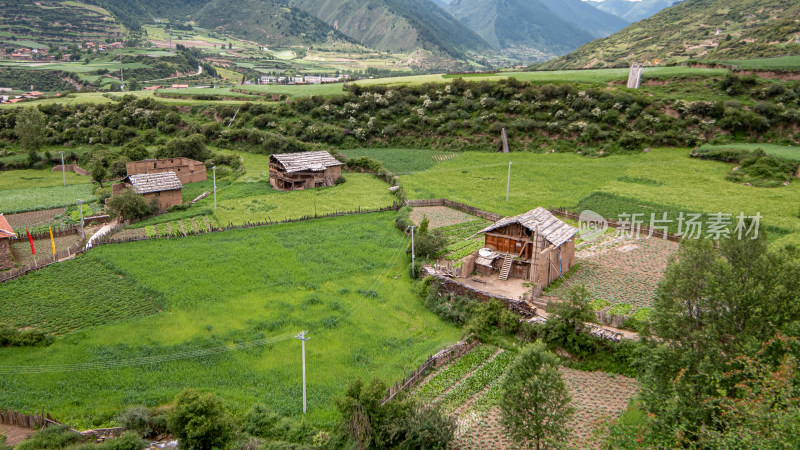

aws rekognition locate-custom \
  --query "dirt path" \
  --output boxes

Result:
[0,423,35,446]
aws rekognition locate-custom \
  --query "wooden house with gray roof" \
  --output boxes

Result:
[112,171,183,211]
[269,151,343,191]
[474,207,577,287]
[0,213,15,270]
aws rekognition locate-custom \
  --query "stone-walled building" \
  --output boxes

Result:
[0,214,15,270]
[126,158,207,184]
[113,171,184,211]
[269,151,343,191]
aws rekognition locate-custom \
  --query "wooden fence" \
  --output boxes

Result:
[549,208,682,242]
[382,339,480,404]
[0,239,86,283]
[0,409,59,429]
[13,224,82,241]
[94,204,402,246]
[405,199,502,222]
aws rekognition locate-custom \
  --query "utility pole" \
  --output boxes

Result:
[212,166,217,210]
[407,225,416,277]
[77,199,85,239]
[295,331,310,414]
[59,151,66,187]
[506,161,512,202]
[120,56,124,92]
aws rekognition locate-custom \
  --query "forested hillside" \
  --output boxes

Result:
[194,0,353,47]
[289,0,489,58]
[539,0,800,69]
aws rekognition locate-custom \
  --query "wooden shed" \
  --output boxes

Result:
[475,207,577,287]
[113,171,183,211]
[0,214,15,270]
[269,151,343,191]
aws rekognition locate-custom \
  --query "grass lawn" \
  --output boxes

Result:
[718,55,800,70]
[0,212,460,429]
[398,148,800,248]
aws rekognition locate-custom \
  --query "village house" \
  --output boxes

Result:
[171,84,189,89]
[126,157,207,184]
[0,214,15,270]
[474,207,577,288]
[269,151,343,191]
[113,171,183,211]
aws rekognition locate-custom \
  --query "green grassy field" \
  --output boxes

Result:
[340,148,461,174]
[697,143,800,161]
[718,55,800,70]
[0,169,95,214]
[236,83,346,98]
[0,169,91,190]
[0,212,460,429]
[397,149,800,248]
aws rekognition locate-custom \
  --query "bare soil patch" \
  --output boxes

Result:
[410,206,480,229]
[0,423,35,447]
[5,208,65,229]
[451,368,637,449]
[10,234,82,266]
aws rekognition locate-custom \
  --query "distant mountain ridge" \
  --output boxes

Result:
[289,0,490,58]
[586,0,677,23]
[445,0,628,62]
[539,0,800,70]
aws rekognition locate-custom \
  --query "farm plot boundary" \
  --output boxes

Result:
[405,199,501,222]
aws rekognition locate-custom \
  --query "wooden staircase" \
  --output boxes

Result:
[499,253,513,281]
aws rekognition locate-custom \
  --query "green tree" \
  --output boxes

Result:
[635,233,800,444]
[92,161,107,187]
[14,107,46,152]
[166,389,234,450]
[106,189,154,220]
[543,285,596,356]
[499,341,574,450]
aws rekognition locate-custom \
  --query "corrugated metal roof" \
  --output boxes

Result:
[478,207,577,247]
[270,151,343,173]
[125,171,183,194]
[0,213,14,238]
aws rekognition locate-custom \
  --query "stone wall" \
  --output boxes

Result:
[0,238,13,270]
[423,266,535,316]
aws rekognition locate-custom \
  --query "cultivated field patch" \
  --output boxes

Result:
[409,206,480,229]
[340,148,461,174]
[550,234,678,309]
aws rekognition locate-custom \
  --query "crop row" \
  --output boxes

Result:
[143,217,214,238]
[439,350,516,413]
[413,345,496,404]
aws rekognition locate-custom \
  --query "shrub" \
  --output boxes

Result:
[166,389,234,450]
[106,189,154,220]
[16,425,82,450]
[78,432,148,450]
[410,229,446,259]
[116,406,153,437]
[0,324,51,347]
[465,299,520,340]
[243,403,280,438]
[334,176,347,186]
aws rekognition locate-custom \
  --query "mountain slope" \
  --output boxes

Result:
[445,0,595,58]
[289,0,489,58]
[193,0,353,47]
[539,0,800,69]
[539,0,629,38]
[87,0,212,30]
[587,0,677,23]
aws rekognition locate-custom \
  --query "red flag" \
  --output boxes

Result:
[26,228,36,255]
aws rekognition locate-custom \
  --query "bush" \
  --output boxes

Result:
[334,176,347,186]
[167,389,234,450]
[0,324,51,347]
[116,406,153,437]
[16,425,82,450]
[243,403,280,438]
[465,299,520,341]
[74,432,148,450]
[410,229,446,259]
[106,189,154,220]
